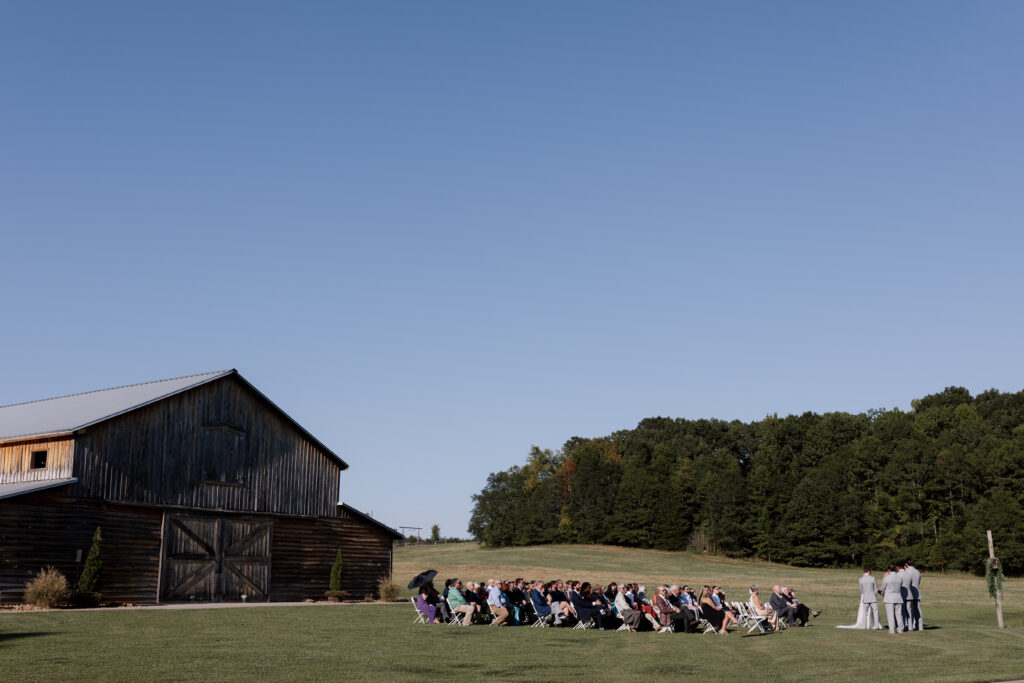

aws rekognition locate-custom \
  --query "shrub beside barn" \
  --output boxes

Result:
[0,370,400,604]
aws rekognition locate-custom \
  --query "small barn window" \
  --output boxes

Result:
[201,425,247,486]
[30,450,48,469]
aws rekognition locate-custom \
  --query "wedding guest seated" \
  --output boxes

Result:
[547,580,572,625]
[679,585,702,617]
[714,586,741,619]
[749,584,778,630]
[570,582,610,630]
[628,584,662,630]
[769,584,798,627]
[499,581,522,625]
[530,581,560,625]
[700,585,737,634]
[613,583,648,631]
[463,581,489,620]
[667,585,699,633]
[604,582,619,602]
[446,578,476,625]
[653,586,683,633]
[487,579,511,626]
[417,580,441,624]
[633,584,659,625]
[785,586,820,625]
[508,579,529,624]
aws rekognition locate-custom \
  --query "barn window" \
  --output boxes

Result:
[201,425,247,486]
[30,450,48,469]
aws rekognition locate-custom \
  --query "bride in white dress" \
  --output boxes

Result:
[836,600,884,629]
[837,569,884,629]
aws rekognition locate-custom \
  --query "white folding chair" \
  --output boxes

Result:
[445,598,466,626]
[739,602,768,633]
[568,603,594,630]
[528,599,554,628]
[411,598,427,625]
[489,604,503,626]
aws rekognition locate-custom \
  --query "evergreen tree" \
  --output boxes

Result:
[329,548,343,592]
[77,526,102,595]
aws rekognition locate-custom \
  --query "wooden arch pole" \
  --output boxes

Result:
[988,530,1005,629]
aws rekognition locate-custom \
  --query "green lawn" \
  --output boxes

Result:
[1,544,1021,682]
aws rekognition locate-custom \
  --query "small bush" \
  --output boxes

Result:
[329,548,343,592]
[24,566,70,608]
[324,589,349,601]
[377,576,400,601]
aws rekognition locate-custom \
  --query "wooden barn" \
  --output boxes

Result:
[0,370,401,604]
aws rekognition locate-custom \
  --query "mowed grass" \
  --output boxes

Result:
[0,544,1019,682]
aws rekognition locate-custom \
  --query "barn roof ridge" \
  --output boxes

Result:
[0,370,234,410]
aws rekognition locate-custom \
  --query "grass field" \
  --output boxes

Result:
[1,543,1021,682]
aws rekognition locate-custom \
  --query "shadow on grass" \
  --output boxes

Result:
[0,632,53,645]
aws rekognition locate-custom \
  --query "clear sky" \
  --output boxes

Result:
[2,1,1022,538]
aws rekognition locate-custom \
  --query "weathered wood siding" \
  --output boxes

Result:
[270,513,393,601]
[0,491,162,604]
[71,375,341,517]
[0,437,74,484]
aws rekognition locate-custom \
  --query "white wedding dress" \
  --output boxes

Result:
[836,601,884,629]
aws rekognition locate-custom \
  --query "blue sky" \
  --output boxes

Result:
[2,1,1022,537]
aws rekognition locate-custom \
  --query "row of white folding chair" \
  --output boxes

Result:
[732,601,767,634]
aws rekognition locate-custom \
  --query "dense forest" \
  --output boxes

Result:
[469,387,1024,574]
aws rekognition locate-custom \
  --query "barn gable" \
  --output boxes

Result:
[70,372,345,517]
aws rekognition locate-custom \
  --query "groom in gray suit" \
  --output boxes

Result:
[881,564,905,633]
[859,568,881,629]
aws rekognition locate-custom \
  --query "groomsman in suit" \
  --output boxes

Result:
[905,559,923,631]
[898,562,912,629]
[881,564,905,633]
[859,568,881,629]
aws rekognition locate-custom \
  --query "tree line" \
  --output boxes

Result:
[468,386,1024,574]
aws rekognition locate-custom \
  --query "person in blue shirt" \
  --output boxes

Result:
[486,579,510,626]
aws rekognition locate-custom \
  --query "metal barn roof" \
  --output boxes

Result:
[0,478,78,501]
[0,371,233,441]
[0,370,348,469]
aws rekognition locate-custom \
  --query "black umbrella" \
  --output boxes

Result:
[408,569,438,590]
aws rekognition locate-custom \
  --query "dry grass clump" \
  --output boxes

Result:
[24,566,70,608]
[376,576,401,601]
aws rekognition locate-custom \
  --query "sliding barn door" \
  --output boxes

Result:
[161,514,272,601]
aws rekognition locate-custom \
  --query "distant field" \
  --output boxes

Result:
[0,544,1021,682]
